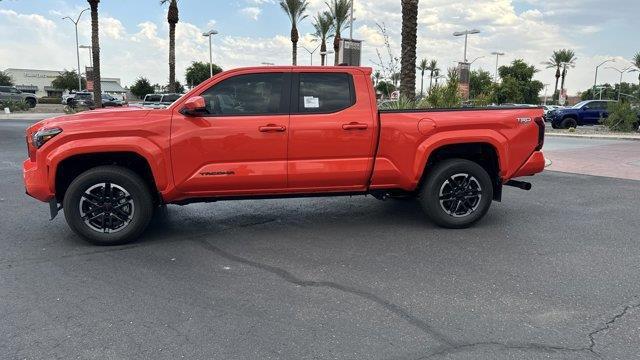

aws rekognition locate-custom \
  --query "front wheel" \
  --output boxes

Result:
[419,159,493,228]
[63,166,153,245]
[25,98,36,108]
[560,117,577,129]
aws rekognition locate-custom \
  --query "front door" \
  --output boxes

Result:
[287,71,376,192]
[170,71,291,196]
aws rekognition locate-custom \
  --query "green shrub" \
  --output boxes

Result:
[378,96,417,110]
[602,101,639,132]
[0,99,30,112]
[38,96,62,104]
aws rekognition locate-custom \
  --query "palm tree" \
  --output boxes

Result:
[399,0,419,99]
[160,0,179,93]
[87,0,102,107]
[391,72,400,87]
[544,50,573,103]
[373,70,381,86]
[426,59,438,93]
[280,0,309,66]
[433,68,441,86]
[557,49,577,97]
[418,59,428,97]
[312,11,333,66]
[326,0,351,65]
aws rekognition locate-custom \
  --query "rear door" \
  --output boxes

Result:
[582,101,604,125]
[287,71,376,191]
[170,71,291,196]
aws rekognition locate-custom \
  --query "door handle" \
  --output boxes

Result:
[259,124,286,132]
[342,122,368,130]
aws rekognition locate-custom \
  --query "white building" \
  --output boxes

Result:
[3,68,126,98]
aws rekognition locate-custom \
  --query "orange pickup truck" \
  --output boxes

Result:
[23,66,545,245]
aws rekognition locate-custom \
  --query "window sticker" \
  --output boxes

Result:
[303,96,320,108]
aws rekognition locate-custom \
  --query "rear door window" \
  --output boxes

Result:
[296,73,355,113]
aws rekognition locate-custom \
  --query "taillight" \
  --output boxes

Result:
[534,116,545,151]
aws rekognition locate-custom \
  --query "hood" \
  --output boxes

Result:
[37,106,152,128]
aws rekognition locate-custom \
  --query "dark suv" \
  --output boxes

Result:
[549,100,615,129]
[0,86,38,108]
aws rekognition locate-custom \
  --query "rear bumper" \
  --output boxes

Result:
[512,151,545,178]
[23,159,54,202]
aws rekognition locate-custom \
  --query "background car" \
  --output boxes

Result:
[67,92,95,109]
[549,100,615,129]
[101,94,123,107]
[142,93,181,109]
[0,85,37,108]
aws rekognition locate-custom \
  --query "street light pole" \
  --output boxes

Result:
[202,29,219,77]
[319,51,334,66]
[62,8,90,92]
[593,59,615,99]
[491,51,505,82]
[453,29,480,63]
[301,44,321,66]
[469,56,485,66]
[543,83,550,105]
[606,66,635,101]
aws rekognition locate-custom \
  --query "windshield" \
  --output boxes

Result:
[75,93,92,99]
[572,101,590,109]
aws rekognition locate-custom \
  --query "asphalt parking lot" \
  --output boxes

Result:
[1,119,639,359]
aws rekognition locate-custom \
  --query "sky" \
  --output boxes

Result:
[0,0,638,95]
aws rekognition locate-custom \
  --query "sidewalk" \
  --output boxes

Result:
[545,132,640,141]
[0,113,63,120]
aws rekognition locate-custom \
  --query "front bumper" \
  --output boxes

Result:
[512,151,546,178]
[23,159,54,202]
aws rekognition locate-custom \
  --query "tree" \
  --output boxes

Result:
[372,70,381,86]
[417,59,428,97]
[0,71,13,86]
[129,77,155,99]
[173,81,185,94]
[375,81,395,98]
[280,0,308,66]
[469,69,493,99]
[633,52,640,86]
[424,67,461,108]
[185,61,222,88]
[160,0,179,93]
[557,49,577,97]
[543,50,563,103]
[52,70,87,92]
[326,0,351,65]
[493,59,544,104]
[391,72,400,87]
[399,0,418,100]
[426,59,438,93]
[312,11,334,66]
[88,0,102,107]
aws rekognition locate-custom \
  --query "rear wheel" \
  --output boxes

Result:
[63,166,153,245]
[419,159,493,228]
[560,117,577,129]
[25,98,36,108]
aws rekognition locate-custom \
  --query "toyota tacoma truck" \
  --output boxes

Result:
[23,66,545,245]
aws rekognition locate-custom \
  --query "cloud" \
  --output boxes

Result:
[240,7,261,21]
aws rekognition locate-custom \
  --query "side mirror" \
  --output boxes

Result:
[181,96,206,116]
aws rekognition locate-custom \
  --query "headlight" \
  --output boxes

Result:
[32,127,62,148]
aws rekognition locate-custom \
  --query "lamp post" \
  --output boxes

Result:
[301,44,320,66]
[79,45,92,68]
[469,56,485,66]
[542,83,550,105]
[202,29,219,77]
[63,8,90,92]
[491,51,505,82]
[593,58,615,99]
[606,66,636,101]
[453,29,480,63]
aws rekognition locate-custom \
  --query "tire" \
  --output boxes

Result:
[560,117,577,129]
[551,123,559,129]
[419,159,493,229]
[63,166,153,245]
[26,98,36,108]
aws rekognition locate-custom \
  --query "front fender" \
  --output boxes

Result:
[45,136,170,193]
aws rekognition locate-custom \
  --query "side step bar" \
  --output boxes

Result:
[505,180,532,191]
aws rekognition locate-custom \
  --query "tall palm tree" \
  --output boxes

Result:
[544,50,565,103]
[399,0,419,99]
[417,59,428,96]
[426,59,438,93]
[391,72,400,87]
[280,0,309,66]
[87,0,102,107]
[160,0,179,93]
[557,49,577,97]
[326,0,351,66]
[312,11,333,66]
[433,68,441,86]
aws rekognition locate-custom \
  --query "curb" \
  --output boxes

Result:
[545,132,640,141]
[0,113,64,121]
